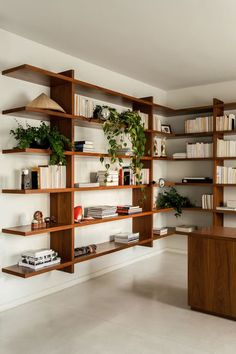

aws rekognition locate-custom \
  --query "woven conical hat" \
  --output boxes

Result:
[27,93,65,113]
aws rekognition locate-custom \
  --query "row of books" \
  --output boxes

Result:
[19,249,61,270]
[30,165,66,189]
[153,115,162,131]
[216,114,235,131]
[85,205,142,219]
[217,139,236,157]
[74,94,94,118]
[111,232,140,244]
[202,194,213,209]
[186,142,213,158]
[185,116,213,133]
[216,166,236,184]
[74,140,94,152]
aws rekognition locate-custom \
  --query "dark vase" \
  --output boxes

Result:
[30,138,50,149]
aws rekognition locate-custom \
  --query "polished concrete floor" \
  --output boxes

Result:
[1,252,236,354]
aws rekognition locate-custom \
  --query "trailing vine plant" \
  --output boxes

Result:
[156,187,194,217]
[99,106,147,184]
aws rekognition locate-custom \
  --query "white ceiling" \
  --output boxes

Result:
[1,0,236,90]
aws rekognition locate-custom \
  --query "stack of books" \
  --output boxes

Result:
[18,249,61,270]
[112,232,140,244]
[138,111,149,130]
[74,140,94,152]
[185,116,213,133]
[116,147,133,156]
[217,139,236,157]
[86,205,118,219]
[153,227,168,236]
[153,115,162,131]
[74,182,99,188]
[216,166,236,184]
[182,177,213,183]
[173,152,187,159]
[216,114,235,131]
[202,194,213,209]
[175,225,197,233]
[74,94,94,118]
[186,142,213,158]
[31,165,66,189]
[97,170,119,186]
[116,205,142,215]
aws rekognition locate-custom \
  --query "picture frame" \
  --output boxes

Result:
[161,124,171,133]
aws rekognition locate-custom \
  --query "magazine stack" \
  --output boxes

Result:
[18,249,61,270]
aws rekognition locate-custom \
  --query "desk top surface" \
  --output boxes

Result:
[190,226,236,240]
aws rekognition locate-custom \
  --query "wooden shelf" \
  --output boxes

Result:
[74,211,153,228]
[74,238,152,263]
[73,151,152,160]
[153,182,212,187]
[153,207,213,213]
[215,184,236,187]
[153,157,213,161]
[214,130,236,136]
[216,156,236,160]
[2,260,72,278]
[2,106,75,121]
[2,188,74,194]
[2,223,73,236]
[170,132,213,139]
[2,64,74,87]
[214,209,236,214]
[153,208,174,213]
[74,184,148,192]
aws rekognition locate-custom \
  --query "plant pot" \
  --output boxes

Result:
[30,138,50,149]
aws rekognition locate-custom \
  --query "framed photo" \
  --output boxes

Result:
[161,124,171,134]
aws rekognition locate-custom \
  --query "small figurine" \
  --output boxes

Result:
[161,138,167,157]
[31,211,46,230]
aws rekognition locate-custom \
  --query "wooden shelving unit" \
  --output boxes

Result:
[2,63,236,278]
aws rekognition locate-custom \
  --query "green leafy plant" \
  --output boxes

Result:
[100,107,147,183]
[10,121,72,165]
[156,187,194,217]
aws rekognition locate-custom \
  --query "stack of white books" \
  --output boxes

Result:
[97,170,119,186]
[217,139,236,157]
[74,182,99,188]
[202,194,213,209]
[116,147,133,156]
[153,115,162,131]
[185,116,213,133]
[111,232,140,244]
[86,205,118,219]
[216,114,235,131]
[216,166,236,184]
[74,140,94,152]
[186,142,213,158]
[173,152,187,159]
[175,225,197,233]
[74,94,94,118]
[18,249,61,270]
[153,227,168,236]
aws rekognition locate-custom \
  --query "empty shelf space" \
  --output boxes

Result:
[2,188,74,194]
[2,223,73,236]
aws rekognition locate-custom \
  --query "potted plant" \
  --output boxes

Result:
[156,187,194,217]
[100,107,147,183]
[10,121,72,165]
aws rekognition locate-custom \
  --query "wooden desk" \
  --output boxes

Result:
[188,226,236,320]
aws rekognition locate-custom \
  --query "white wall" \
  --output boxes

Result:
[0,28,169,312]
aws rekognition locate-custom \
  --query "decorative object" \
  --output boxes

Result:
[93,105,111,121]
[27,93,65,113]
[10,121,72,165]
[31,211,46,229]
[161,124,171,133]
[74,206,83,222]
[101,108,146,183]
[74,244,97,257]
[161,138,167,157]
[21,169,31,190]
[159,178,165,188]
[44,216,56,227]
[156,187,194,217]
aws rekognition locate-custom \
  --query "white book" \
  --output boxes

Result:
[22,248,54,258]
[176,225,197,233]
[19,258,61,270]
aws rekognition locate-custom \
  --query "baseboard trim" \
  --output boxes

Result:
[0,246,186,312]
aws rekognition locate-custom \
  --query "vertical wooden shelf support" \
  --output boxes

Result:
[50,69,75,273]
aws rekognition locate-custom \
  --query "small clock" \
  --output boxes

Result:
[159,178,165,188]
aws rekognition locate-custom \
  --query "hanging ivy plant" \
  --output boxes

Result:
[156,187,194,217]
[100,107,147,183]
